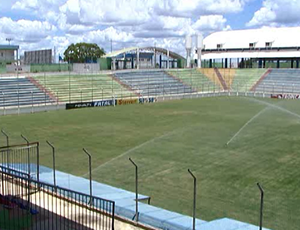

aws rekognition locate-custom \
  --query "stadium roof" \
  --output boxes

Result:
[104,47,185,60]
[203,27,300,50]
[0,45,19,50]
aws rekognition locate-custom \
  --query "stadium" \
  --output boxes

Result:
[1,26,300,230]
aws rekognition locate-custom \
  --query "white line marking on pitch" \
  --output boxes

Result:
[226,107,268,146]
[248,98,300,119]
[82,128,182,177]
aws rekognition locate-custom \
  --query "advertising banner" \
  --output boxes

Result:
[117,99,138,105]
[271,94,300,99]
[93,100,115,107]
[66,102,94,110]
[66,97,157,110]
[139,97,157,104]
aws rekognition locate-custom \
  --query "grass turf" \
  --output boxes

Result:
[1,96,300,230]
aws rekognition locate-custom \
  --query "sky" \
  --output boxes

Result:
[0,0,300,57]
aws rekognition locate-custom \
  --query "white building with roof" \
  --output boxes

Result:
[0,45,19,64]
[199,27,300,68]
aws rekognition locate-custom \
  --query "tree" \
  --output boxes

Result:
[63,43,106,63]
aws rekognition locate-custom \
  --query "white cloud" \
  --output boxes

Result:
[154,0,245,17]
[59,0,152,26]
[0,17,57,43]
[6,0,237,57]
[12,0,39,10]
[192,15,231,32]
[247,0,300,27]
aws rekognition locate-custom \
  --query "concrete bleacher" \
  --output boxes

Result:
[254,69,300,94]
[0,77,54,107]
[34,74,133,103]
[115,70,196,96]
[231,69,267,92]
[8,164,270,230]
[168,69,221,92]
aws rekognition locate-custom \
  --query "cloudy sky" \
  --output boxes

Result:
[0,0,300,58]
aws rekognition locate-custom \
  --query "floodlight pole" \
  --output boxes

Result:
[46,141,56,189]
[21,134,30,176]
[129,157,138,223]
[188,169,197,230]
[257,183,264,230]
[83,148,93,205]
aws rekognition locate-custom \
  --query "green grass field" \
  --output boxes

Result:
[1,97,300,230]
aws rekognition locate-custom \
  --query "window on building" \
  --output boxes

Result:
[217,44,223,49]
[265,42,272,48]
[249,43,255,48]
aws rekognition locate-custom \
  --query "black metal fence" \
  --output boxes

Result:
[0,166,115,230]
[0,142,40,181]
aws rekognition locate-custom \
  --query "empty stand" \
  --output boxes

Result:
[231,69,267,92]
[168,69,221,92]
[0,77,54,107]
[34,74,133,103]
[115,70,196,96]
[253,69,300,94]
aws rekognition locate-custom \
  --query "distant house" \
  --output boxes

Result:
[0,45,19,64]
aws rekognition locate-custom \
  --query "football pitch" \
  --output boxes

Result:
[1,96,300,230]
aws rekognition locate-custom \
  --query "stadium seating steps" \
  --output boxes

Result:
[115,70,196,96]
[253,69,300,94]
[33,74,133,103]
[0,77,53,107]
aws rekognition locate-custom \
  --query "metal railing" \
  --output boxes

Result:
[0,165,115,230]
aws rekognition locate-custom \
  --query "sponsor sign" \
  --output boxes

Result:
[66,102,93,110]
[117,99,138,105]
[94,100,115,107]
[271,94,300,99]
[139,97,157,104]
[66,97,157,110]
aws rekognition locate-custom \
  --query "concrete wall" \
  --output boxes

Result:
[73,63,100,73]
[0,50,14,63]
[6,65,30,73]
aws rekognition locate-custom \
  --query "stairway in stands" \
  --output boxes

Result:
[253,69,300,94]
[114,70,196,96]
[0,77,55,107]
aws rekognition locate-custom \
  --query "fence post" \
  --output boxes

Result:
[188,169,197,230]
[56,91,59,110]
[129,157,139,223]
[46,141,56,190]
[31,91,34,113]
[37,142,40,183]
[1,129,9,147]
[257,182,264,230]
[21,134,30,176]
[69,71,71,103]
[92,75,94,102]
[83,148,93,205]
[17,89,20,115]
[2,92,5,116]
[1,129,9,169]
[27,173,31,210]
